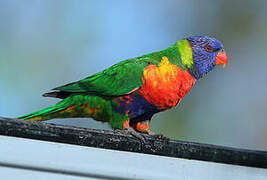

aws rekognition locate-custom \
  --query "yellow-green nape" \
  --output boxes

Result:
[176,39,194,68]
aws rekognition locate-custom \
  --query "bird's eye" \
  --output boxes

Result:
[205,45,213,52]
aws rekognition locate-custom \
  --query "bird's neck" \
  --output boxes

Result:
[175,40,194,69]
[157,40,195,73]
[153,43,187,70]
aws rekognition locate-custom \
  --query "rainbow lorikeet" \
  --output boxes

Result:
[18,36,227,138]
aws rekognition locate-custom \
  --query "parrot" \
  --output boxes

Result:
[18,35,227,139]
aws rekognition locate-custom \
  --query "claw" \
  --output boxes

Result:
[123,127,147,143]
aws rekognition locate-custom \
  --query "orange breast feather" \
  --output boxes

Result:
[139,56,196,109]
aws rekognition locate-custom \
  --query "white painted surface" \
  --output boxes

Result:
[0,135,266,180]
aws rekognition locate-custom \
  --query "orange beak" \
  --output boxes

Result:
[214,49,227,67]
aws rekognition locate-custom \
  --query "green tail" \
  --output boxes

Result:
[17,94,128,129]
[18,100,69,121]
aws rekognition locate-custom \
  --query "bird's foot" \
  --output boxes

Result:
[123,127,146,143]
[123,126,147,143]
[116,120,147,143]
[132,121,169,141]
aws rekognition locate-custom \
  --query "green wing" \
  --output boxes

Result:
[53,59,151,96]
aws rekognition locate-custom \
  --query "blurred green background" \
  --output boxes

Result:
[1,0,267,150]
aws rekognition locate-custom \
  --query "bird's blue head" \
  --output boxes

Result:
[184,36,227,79]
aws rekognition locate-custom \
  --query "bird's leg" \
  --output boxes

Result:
[121,120,146,143]
[123,126,146,143]
[133,121,169,141]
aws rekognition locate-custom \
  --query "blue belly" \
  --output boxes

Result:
[112,93,157,119]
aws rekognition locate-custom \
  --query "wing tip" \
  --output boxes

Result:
[43,92,58,98]
[43,91,73,99]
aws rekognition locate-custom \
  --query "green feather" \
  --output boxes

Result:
[18,39,193,129]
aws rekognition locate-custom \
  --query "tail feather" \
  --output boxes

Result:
[18,94,110,122]
[18,103,68,121]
